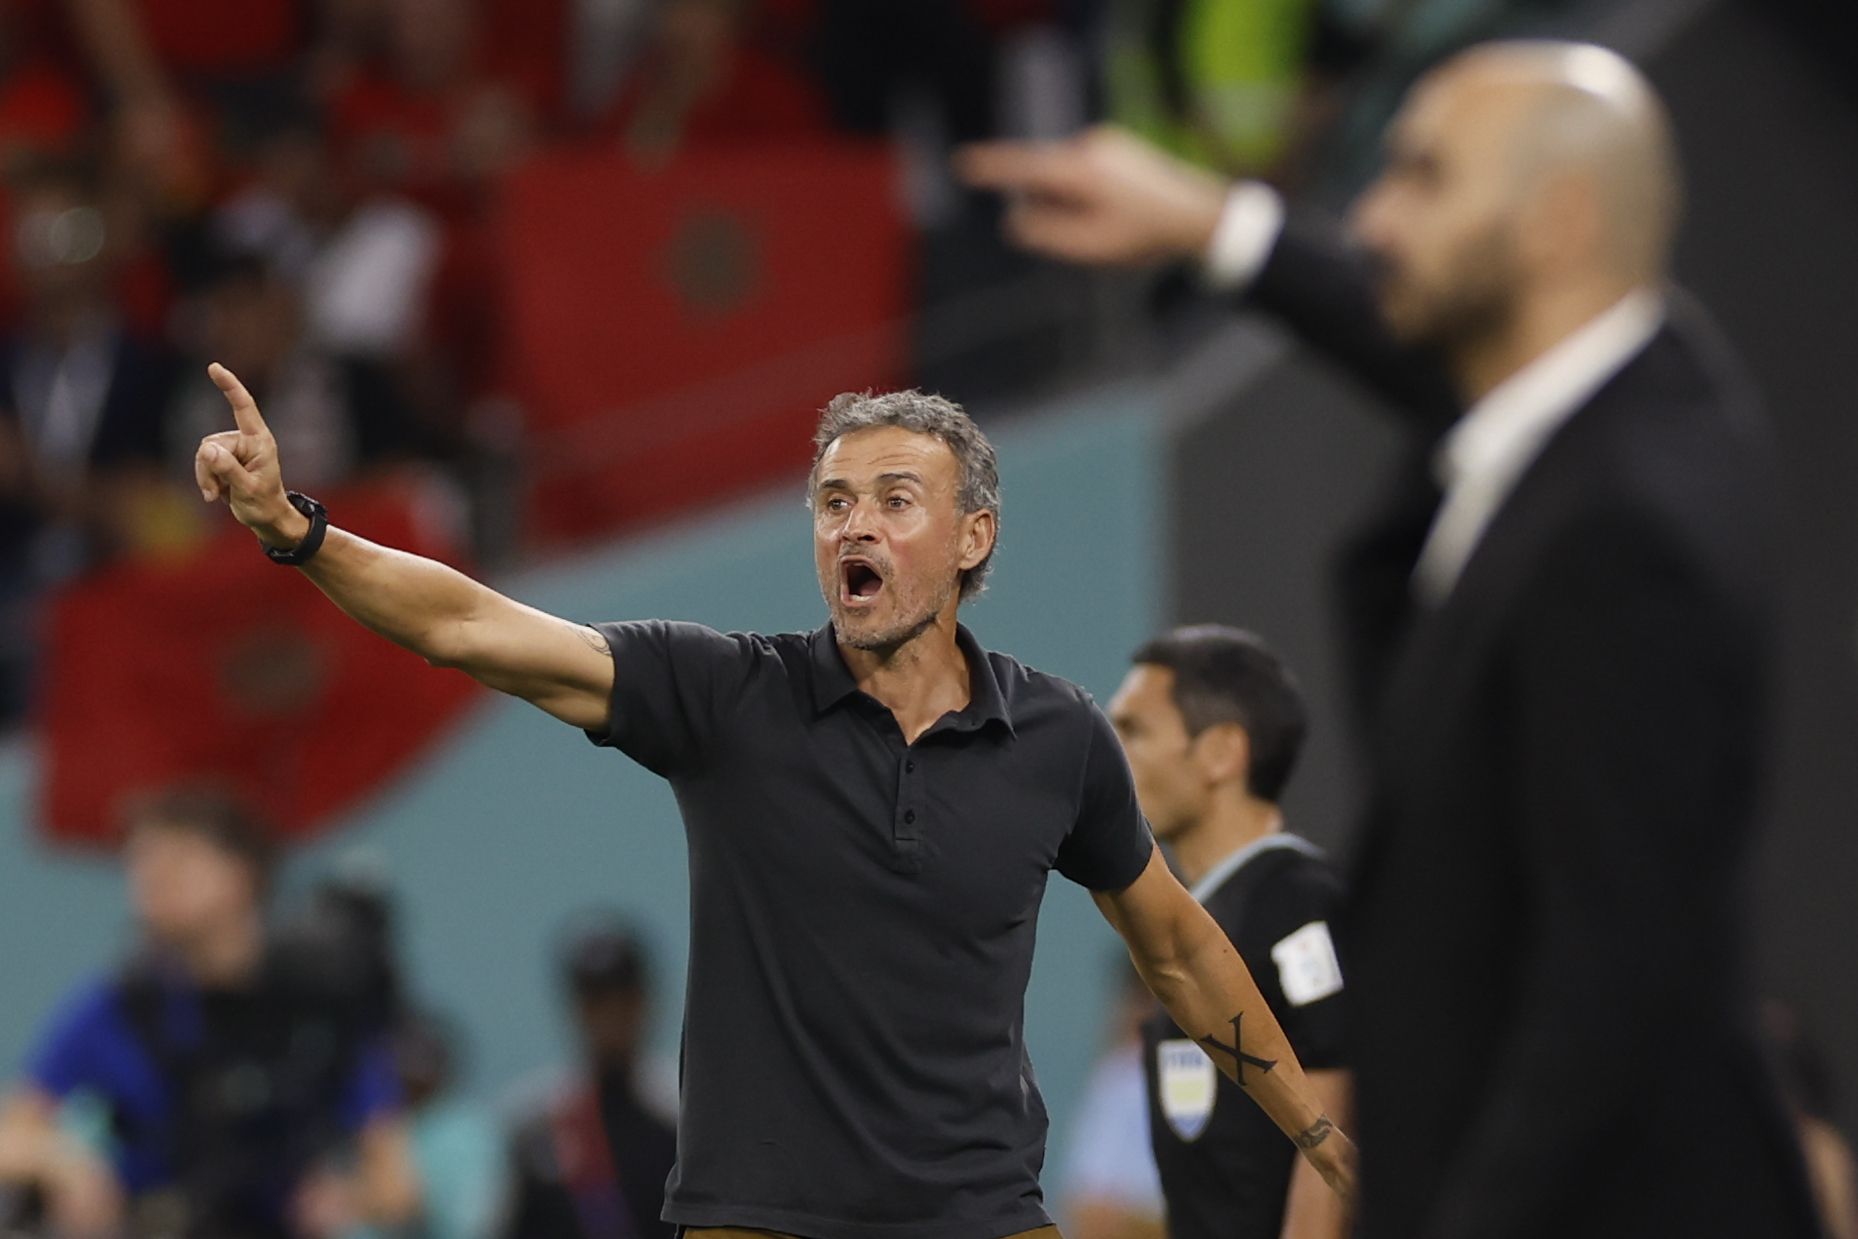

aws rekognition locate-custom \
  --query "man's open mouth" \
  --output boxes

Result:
[840,558,886,606]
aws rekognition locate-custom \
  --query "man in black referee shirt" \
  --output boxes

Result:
[1109,627,1348,1239]
[192,366,1354,1239]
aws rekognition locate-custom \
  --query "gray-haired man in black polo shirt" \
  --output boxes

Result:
[193,363,1355,1239]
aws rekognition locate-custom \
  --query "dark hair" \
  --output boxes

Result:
[809,389,1001,600]
[557,911,650,997]
[1131,625,1308,803]
[123,787,279,893]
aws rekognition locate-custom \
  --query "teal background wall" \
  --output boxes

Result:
[0,390,1167,1182]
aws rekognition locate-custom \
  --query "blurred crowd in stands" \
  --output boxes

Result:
[0,0,1575,732]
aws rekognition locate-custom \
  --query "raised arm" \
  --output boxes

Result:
[193,364,614,729]
[1093,848,1357,1207]
[955,127,1458,431]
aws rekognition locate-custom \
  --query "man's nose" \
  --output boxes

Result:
[841,499,881,542]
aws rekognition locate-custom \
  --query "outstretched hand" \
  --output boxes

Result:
[193,363,304,546]
[954,126,1232,267]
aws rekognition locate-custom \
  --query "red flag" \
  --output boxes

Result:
[37,480,483,847]
[495,142,909,546]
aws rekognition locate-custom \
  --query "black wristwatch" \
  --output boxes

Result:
[262,491,329,566]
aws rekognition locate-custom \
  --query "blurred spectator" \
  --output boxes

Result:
[0,158,174,554]
[1768,1001,1858,1239]
[0,4,89,170]
[1056,961,1165,1239]
[212,116,446,363]
[165,249,428,490]
[504,913,675,1239]
[1103,0,1368,183]
[346,1010,504,1239]
[588,0,829,164]
[0,155,176,720]
[0,788,420,1237]
[328,0,541,214]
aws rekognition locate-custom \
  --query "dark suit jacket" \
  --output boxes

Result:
[1246,215,1823,1239]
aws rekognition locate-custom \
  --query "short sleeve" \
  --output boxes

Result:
[339,1039,403,1131]
[1239,865,1349,1071]
[581,620,761,776]
[1055,703,1156,891]
[22,980,117,1099]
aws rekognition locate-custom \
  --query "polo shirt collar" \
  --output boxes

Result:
[808,623,1016,736]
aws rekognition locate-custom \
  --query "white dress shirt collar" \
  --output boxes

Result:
[1412,286,1667,604]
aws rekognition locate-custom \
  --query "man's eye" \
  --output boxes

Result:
[887,496,910,509]
[824,497,848,512]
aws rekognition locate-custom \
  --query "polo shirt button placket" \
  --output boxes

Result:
[893,749,924,872]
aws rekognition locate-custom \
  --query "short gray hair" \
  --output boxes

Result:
[809,390,1001,600]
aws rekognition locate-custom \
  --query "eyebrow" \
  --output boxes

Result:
[814,471,926,492]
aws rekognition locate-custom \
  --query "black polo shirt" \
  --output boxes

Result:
[1143,835,1347,1239]
[583,619,1155,1239]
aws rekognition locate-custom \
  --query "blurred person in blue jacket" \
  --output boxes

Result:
[0,789,420,1239]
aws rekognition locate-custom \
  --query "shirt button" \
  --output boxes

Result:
[905,761,916,773]
[904,810,917,824]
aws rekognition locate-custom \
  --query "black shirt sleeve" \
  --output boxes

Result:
[1054,702,1156,891]
[582,620,760,777]
[1232,859,1349,1071]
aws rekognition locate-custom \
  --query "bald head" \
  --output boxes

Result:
[1437,41,1683,283]
[1348,40,1682,376]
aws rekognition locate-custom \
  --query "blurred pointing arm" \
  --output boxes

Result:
[957,128,1458,428]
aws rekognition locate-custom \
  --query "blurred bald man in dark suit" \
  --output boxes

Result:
[961,41,1824,1239]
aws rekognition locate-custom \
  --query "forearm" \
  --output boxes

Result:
[1138,913,1330,1146]
[1280,1070,1352,1239]
[277,519,501,668]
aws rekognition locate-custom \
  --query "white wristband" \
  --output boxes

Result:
[1201,182,1287,291]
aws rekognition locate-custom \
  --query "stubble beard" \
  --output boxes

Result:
[1384,224,1523,361]
[834,576,955,654]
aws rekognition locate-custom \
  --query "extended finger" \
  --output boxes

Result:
[207,362,270,439]
[953,139,1086,197]
[1005,201,1111,262]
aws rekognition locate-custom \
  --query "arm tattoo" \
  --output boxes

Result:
[1198,1011,1278,1088]
[578,625,610,655]
[1294,1115,1335,1151]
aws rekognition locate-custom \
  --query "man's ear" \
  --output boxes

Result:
[1192,721,1252,788]
[959,509,997,572]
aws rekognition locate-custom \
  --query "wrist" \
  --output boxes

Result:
[254,506,312,550]
[1201,182,1285,290]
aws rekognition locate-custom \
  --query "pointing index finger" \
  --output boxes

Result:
[207,362,268,438]
[953,140,1071,194]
